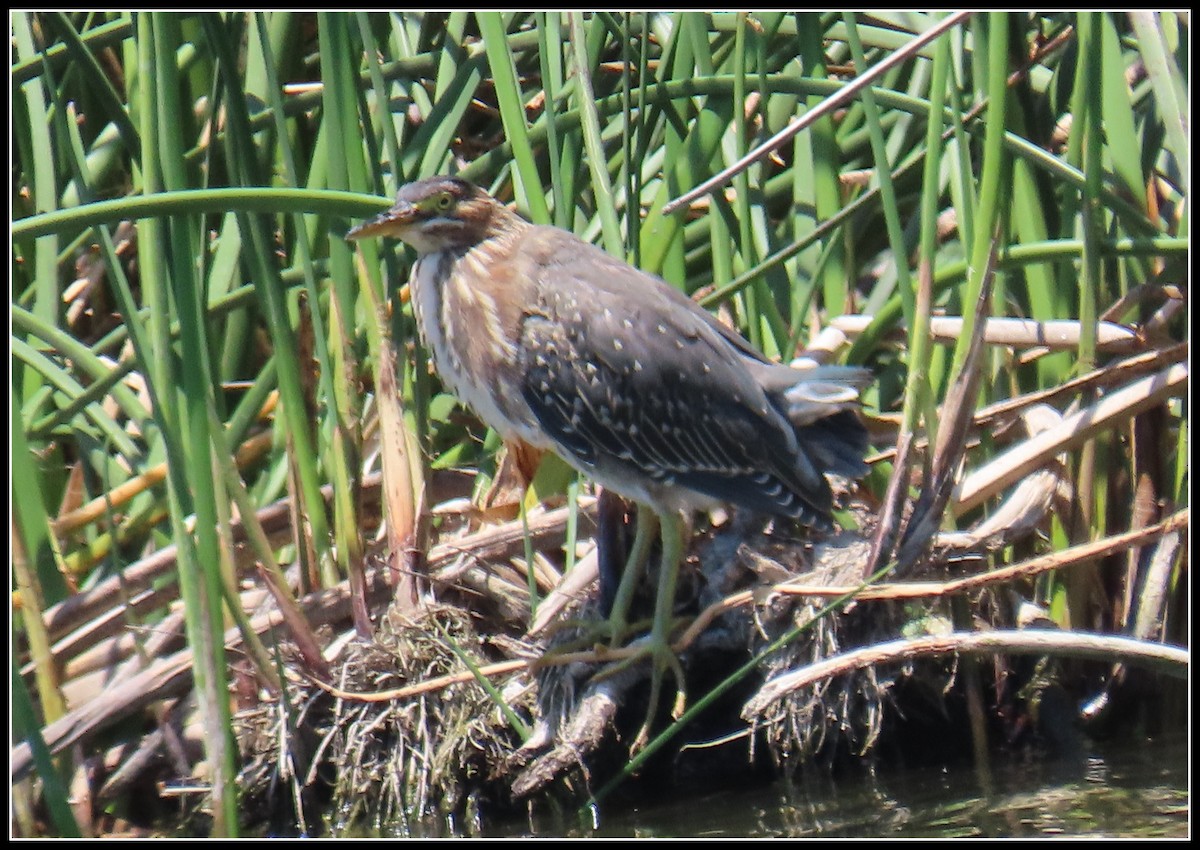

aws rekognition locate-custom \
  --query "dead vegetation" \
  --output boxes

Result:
[16,333,1188,835]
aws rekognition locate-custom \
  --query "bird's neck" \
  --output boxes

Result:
[475,207,531,249]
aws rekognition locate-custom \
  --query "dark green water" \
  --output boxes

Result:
[505,734,1189,839]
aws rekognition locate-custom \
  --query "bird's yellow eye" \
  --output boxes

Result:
[435,192,454,212]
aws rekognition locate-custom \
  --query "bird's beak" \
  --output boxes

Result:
[346,201,416,241]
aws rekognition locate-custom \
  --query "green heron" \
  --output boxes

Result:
[348,175,870,734]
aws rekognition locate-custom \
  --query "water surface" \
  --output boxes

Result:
[507,733,1189,839]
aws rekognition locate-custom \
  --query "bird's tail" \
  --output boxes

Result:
[781,364,871,423]
[792,409,870,480]
[769,362,872,480]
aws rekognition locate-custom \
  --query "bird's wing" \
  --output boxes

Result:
[513,229,835,520]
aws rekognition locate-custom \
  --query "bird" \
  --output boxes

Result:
[347,175,871,737]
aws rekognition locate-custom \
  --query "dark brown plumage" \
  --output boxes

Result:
[349,175,871,739]
[348,175,870,527]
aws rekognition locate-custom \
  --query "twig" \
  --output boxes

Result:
[954,363,1187,513]
[742,629,1189,717]
[863,343,1188,465]
[897,234,999,569]
[830,314,1140,352]
[663,12,973,214]
[676,509,1188,649]
[12,582,362,783]
[50,430,274,537]
[304,659,529,703]
[301,644,645,704]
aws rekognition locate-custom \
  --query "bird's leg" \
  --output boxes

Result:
[632,509,688,750]
[643,509,691,739]
[590,508,689,743]
[603,503,658,647]
[539,503,657,652]
[552,504,689,751]
[590,508,688,746]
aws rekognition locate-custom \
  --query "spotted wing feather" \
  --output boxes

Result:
[515,228,850,522]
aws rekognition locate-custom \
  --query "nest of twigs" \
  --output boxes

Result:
[224,490,934,835]
[737,528,906,771]
[237,602,531,837]
[232,494,989,835]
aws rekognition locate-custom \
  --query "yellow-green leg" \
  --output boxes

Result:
[588,507,688,747]
[604,504,658,647]
[633,509,688,749]
[541,504,658,651]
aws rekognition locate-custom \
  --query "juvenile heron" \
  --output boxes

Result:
[348,175,870,734]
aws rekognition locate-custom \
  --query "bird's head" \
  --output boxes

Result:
[346,176,516,254]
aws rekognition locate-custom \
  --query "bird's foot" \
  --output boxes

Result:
[632,633,688,752]
[591,616,688,751]
[539,612,653,656]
